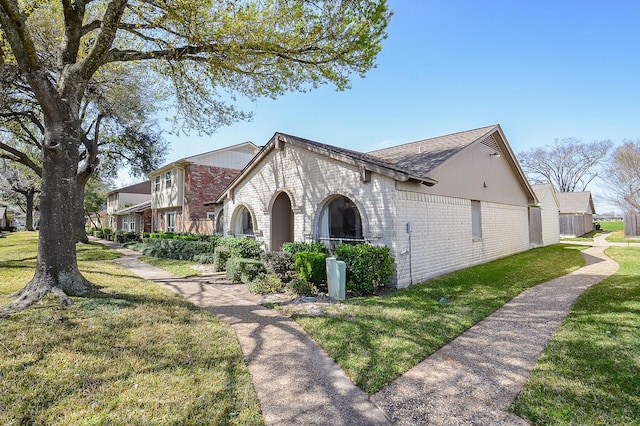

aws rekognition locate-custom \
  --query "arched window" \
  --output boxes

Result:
[215,209,224,235]
[317,196,363,247]
[233,206,254,237]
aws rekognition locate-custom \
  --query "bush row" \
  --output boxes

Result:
[126,236,394,298]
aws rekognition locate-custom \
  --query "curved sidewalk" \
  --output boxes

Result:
[100,240,389,426]
[99,236,620,425]
[371,235,620,425]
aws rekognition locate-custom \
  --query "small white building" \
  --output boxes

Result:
[557,191,596,237]
[215,125,537,288]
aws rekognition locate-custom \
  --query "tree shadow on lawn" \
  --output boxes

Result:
[0,287,257,425]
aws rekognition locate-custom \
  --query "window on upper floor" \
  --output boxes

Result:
[154,175,161,192]
[165,170,172,187]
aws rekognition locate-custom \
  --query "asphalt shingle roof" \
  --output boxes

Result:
[367,125,498,177]
[556,191,594,214]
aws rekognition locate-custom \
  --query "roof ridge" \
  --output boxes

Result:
[367,124,498,154]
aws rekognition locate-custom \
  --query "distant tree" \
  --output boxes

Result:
[83,176,110,230]
[0,0,391,317]
[603,140,640,213]
[0,160,40,230]
[519,138,613,192]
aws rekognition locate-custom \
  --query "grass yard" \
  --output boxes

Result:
[288,244,587,394]
[512,246,640,425]
[0,232,263,425]
[138,256,202,278]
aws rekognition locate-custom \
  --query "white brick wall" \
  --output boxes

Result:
[395,191,530,288]
[223,144,398,251]
[223,142,531,289]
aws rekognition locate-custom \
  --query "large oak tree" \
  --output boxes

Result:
[0,0,390,316]
[603,140,640,213]
[518,137,612,193]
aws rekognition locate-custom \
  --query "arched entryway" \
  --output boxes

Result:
[232,205,254,237]
[271,192,294,251]
[317,195,363,248]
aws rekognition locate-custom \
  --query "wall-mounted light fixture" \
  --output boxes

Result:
[490,152,501,158]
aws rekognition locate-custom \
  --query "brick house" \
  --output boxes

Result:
[214,125,538,288]
[148,142,259,234]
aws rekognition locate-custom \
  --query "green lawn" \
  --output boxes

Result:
[138,256,202,278]
[512,246,640,425]
[0,232,263,425]
[288,244,587,394]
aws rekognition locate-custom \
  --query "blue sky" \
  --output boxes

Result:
[138,1,640,213]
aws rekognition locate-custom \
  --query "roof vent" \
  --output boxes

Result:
[480,134,499,151]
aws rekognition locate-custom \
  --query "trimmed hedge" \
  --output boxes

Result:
[226,258,266,283]
[282,241,329,256]
[335,244,394,296]
[247,273,283,294]
[261,251,295,283]
[293,251,328,285]
[286,278,317,296]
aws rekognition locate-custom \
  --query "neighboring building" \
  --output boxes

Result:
[214,124,537,288]
[106,181,152,232]
[148,142,259,234]
[557,191,596,237]
[0,206,7,229]
[530,183,560,246]
[112,200,152,234]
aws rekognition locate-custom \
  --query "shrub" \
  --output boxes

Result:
[286,278,317,296]
[102,227,113,236]
[293,251,328,285]
[93,230,104,238]
[193,253,217,264]
[226,237,264,259]
[282,241,329,256]
[226,258,266,283]
[247,273,283,294]
[261,251,295,283]
[335,244,394,296]
[132,238,215,261]
[176,235,199,241]
[213,246,232,271]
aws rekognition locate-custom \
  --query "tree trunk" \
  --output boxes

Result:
[75,181,89,243]
[25,189,35,231]
[2,123,96,318]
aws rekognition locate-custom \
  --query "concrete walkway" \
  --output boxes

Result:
[100,240,389,425]
[371,234,620,425]
[97,235,623,425]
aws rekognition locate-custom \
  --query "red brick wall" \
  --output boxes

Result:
[184,164,240,221]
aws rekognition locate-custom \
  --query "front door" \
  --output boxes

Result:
[271,192,294,251]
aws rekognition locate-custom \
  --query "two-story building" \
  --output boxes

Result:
[148,141,259,234]
[106,181,152,233]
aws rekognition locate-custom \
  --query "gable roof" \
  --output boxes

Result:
[368,125,498,176]
[556,191,596,214]
[149,141,259,177]
[114,200,152,216]
[214,125,536,204]
[108,180,151,196]
[531,183,560,208]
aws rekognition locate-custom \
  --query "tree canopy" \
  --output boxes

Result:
[0,0,391,317]
[518,137,613,193]
[604,140,640,213]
